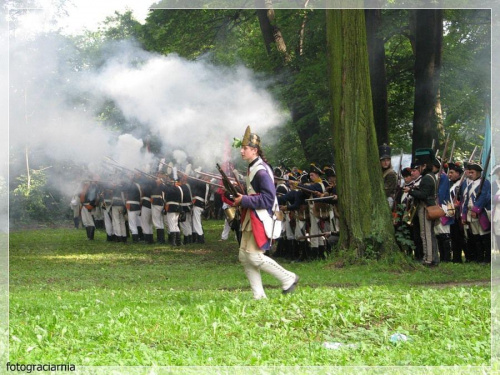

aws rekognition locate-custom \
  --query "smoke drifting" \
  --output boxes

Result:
[9,32,289,196]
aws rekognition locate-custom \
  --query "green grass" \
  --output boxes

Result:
[8,221,491,367]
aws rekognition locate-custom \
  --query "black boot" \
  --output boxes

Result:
[318,245,326,260]
[157,229,165,244]
[145,234,154,244]
[436,234,445,262]
[132,234,139,242]
[85,226,91,240]
[310,247,319,260]
[274,238,285,257]
[480,234,491,263]
[107,234,114,242]
[115,235,121,243]
[122,236,127,243]
[137,226,144,241]
[192,233,198,243]
[198,234,205,244]
[175,232,181,246]
[88,226,95,240]
[74,217,79,229]
[169,232,177,246]
[441,234,452,262]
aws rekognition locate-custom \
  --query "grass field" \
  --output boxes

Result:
[8,220,491,370]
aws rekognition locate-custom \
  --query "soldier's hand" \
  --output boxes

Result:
[233,193,244,207]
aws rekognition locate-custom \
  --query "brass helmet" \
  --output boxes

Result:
[241,126,261,148]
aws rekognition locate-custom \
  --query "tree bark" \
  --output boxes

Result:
[326,9,399,258]
[412,9,443,155]
[365,9,389,146]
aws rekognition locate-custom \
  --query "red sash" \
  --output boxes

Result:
[240,208,269,249]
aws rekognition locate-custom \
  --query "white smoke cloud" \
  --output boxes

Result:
[80,40,287,165]
[9,32,288,196]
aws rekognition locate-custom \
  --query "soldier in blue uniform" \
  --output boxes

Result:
[460,162,491,263]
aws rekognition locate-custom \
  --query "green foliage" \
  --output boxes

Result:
[9,224,490,366]
[393,204,416,252]
[10,171,50,223]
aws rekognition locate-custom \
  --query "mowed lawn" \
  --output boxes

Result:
[8,221,491,368]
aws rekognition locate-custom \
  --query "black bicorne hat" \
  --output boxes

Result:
[447,162,464,174]
[466,162,483,172]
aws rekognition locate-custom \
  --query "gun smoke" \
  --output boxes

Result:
[9,29,289,198]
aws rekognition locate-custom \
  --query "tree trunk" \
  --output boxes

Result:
[326,9,399,258]
[412,9,443,155]
[365,9,389,146]
[255,2,290,63]
[255,1,322,164]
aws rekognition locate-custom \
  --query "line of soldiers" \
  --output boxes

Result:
[76,165,212,246]
[252,163,340,262]
[386,145,492,265]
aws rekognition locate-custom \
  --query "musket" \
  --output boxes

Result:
[216,163,240,200]
[232,169,246,195]
[192,169,237,182]
[296,232,331,241]
[289,181,322,196]
[178,170,224,189]
[436,133,450,185]
[306,196,338,202]
[447,140,456,165]
[452,145,479,206]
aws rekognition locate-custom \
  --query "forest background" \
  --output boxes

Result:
[4,2,493,227]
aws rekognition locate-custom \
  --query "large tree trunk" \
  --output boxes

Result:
[365,9,389,146]
[255,1,323,164]
[326,9,399,258]
[412,9,443,155]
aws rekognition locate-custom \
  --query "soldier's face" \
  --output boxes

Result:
[448,170,460,182]
[380,158,391,169]
[240,146,258,162]
[468,169,481,181]
[410,168,421,180]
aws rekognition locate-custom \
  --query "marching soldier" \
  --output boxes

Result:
[232,126,299,300]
